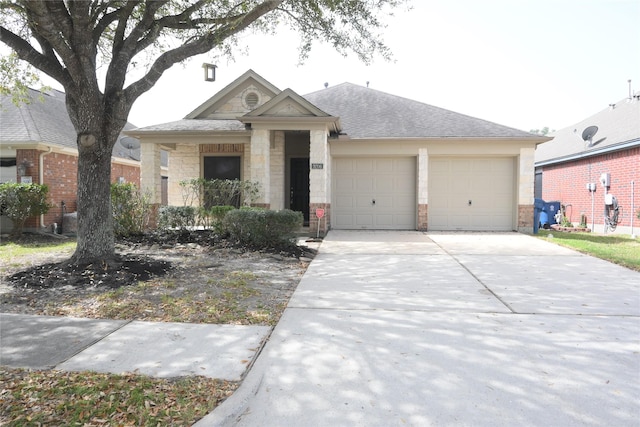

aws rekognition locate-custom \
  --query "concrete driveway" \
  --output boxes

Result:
[198,231,640,427]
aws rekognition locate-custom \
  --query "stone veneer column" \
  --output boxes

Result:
[417,148,429,230]
[140,142,162,227]
[309,129,330,235]
[518,147,536,233]
[250,129,271,208]
[168,144,199,206]
[270,131,285,210]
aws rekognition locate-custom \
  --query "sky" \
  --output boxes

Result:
[48,0,640,133]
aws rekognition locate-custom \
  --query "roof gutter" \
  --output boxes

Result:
[536,138,640,167]
[39,146,53,228]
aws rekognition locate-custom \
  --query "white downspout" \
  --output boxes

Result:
[39,146,53,228]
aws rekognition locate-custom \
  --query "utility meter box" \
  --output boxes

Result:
[600,173,611,187]
[605,193,614,205]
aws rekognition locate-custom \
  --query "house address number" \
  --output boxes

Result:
[311,163,324,169]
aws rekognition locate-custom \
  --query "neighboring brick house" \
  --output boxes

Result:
[127,69,548,234]
[0,88,140,234]
[535,95,640,234]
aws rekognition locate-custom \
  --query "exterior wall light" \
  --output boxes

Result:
[203,63,217,82]
[17,159,29,176]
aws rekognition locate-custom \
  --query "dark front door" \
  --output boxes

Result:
[290,158,310,224]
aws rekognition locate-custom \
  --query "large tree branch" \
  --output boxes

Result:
[0,26,71,87]
[123,0,284,104]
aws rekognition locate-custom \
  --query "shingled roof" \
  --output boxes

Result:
[535,97,640,166]
[0,88,139,160]
[303,83,537,139]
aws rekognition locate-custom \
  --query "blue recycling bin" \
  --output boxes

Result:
[534,198,544,234]
[544,201,561,226]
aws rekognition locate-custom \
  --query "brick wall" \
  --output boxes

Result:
[417,203,428,231]
[518,204,534,231]
[309,203,330,236]
[541,147,639,227]
[112,162,140,187]
[16,149,140,230]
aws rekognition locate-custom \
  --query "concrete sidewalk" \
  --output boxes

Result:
[198,231,640,427]
[0,314,270,381]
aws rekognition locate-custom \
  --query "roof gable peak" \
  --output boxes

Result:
[184,69,281,119]
[243,88,331,118]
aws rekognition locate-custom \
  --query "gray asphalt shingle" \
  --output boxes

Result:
[303,83,537,139]
[535,97,640,165]
[1,88,138,160]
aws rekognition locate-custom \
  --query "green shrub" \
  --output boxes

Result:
[110,183,151,237]
[198,205,235,233]
[223,208,303,249]
[0,183,51,238]
[159,206,197,230]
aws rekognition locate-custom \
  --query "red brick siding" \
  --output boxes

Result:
[111,163,140,187]
[16,149,140,230]
[541,147,639,227]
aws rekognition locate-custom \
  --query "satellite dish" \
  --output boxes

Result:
[581,126,598,144]
[119,136,140,150]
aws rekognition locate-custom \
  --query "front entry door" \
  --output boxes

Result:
[290,158,310,224]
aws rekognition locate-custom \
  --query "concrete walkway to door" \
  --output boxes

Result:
[197,230,640,427]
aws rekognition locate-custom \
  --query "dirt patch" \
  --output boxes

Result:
[0,231,317,325]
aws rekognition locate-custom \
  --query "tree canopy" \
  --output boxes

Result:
[0,0,407,265]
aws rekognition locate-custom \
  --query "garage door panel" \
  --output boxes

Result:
[336,176,355,191]
[356,177,373,192]
[334,158,354,172]
[375,177,394,192]
[334,214,354,227]
[374,158,394,172]
[452,159,471,173]
[374,196,393,209]
[334,157,416,230]
[355,159,374,172]
[335,195,355,208]
[356,215,374,227]
[356,196,373,208]
[429,157,514,231]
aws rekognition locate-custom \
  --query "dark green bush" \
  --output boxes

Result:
[158,206,197,230]
[0,183,51,238]
[110,183,151,236]
[223,208,303,249]
[198,205,235,233]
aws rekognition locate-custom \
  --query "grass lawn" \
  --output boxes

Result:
[0,238,76,274]
[0,238,224,426]
[536,231,640,272]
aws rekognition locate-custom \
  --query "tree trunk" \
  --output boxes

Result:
[69,132,115,265]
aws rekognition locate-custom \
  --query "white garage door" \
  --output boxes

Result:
[333,157,416,229]
[429,157,515,231]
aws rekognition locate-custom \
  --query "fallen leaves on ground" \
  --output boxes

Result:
[0,367,238,427]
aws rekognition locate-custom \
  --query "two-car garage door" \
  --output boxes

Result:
[332,156,515,231]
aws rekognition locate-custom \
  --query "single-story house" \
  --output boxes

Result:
[0,88,141,234]
[127,69,549,234]
[535,94,640,234]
